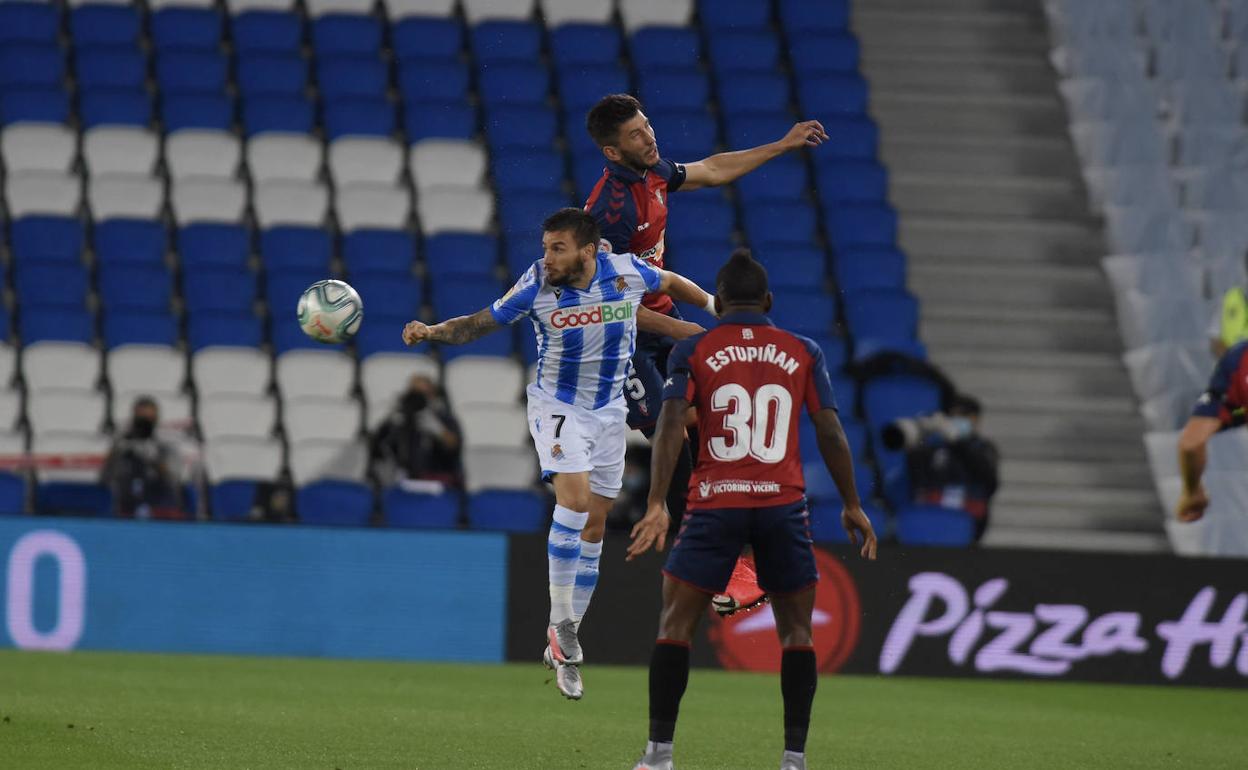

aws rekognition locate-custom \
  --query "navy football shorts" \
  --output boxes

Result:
[663,500,819,595]
[625,330,672,435]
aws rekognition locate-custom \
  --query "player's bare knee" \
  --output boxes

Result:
[657,605,698,643]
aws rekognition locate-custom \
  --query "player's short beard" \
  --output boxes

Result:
[617,146,656,173]
[546,260,585,287]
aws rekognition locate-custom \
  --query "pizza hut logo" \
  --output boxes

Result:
[550,444,564,461]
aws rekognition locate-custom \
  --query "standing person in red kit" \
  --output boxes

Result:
[584,94,829,617]
[626,250,877,770]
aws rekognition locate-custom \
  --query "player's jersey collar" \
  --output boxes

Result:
[605,158,648,183]
[716,311,774,327]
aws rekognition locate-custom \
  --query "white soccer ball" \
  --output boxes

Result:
[297,279,363,344]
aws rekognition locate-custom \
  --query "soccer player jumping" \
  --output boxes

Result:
[402,208,715,700]
[626,250,877,770]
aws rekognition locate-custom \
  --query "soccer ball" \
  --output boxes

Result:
[297,279,363,344]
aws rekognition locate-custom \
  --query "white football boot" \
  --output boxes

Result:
[632,741,674,769]
[780,751,807,770]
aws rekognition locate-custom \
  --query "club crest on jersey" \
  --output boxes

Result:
[615,276,629,293]
[551,444,564,461]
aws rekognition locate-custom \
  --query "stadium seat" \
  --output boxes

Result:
[260,226,333,272]
[445,359,524,411]
[103,311,179,349]
[462,0,537,24]
[10,216,84,263]
[809,503,888,544]
[484,105,558,150]
[22,342,98,393]
[253,180,329,228]
[385,488,461,529]
[109,389,192,431]
[21,307,93,346]
[403,101,476,141]
[306,0,375,16]
[829,205,898,249]
[629,27,699,71]
[559,66,630,112]
[88,175,164,222]
[861,376,942,441]
[106,345,184,395]
[0,471,26,516]
[349,273,423,318]
[409,140,488,190]
[895,504,976,547]
[151,8,223,51]
[755,246,826,290]
[647,109,717,158]
[619,0,693,32]
[798,73,869,117]
[835,249,907,293]
[5,171,80,218]
[79,88,152,129]
[232,10,303,54]
[204,437,284,520]
[75,48,145,91]
[477,63,550,106]
[177,223,250,268]
[247,133,323,182]
[492,147,564,194]
[665,196,735,244]
[418,187,495,236]
[15,263,89,308]
[2,124,75,174]
[336,183,411,232]
[790,33,859,75]
[312,14,382,56]
[423,234,498,279]
[708,32,780,75]
[360,353,441,424]
[284,397,362,444]
[745,202,818,248]
[328,138,404,186]
[317,56,387,101]
[82,127,158,176]
[0,44,64,91]
[778,0,849,34]
[98,264,174,312]
[296,480,374,527]
[193,348,272,396]
[162,93,234,133]
[94,220,166,266]
[818,117,879,161]
[165,130,240,179]
[550,22,619,66]
[156,50,229,95]
[355,316,432,360]
[844,290,920,347]
[392,16,462,61]
[188,313,265,351]
[1,88,71,126]
[28,389,106,436]
[698,0,769,30]
[472,20,541,64]
[35,482,112,518]
[242,94,315,136]
[718,74,790,116]
[288,439,369,485]
[817,160,888,206]
[236,52,307,97]
[638,70,710,112]
[183,267,257,314]
[324,98,397,141]
[767,292,837,338]
[467,489,545,532]
[398,59,470,104]
[342,230,416,275]
[276,350,356,400]
[0,3,59,45]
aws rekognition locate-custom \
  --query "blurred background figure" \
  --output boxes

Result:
[101,396,184,520]
[370,375,463,490]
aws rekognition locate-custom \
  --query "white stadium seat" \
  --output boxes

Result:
[204,436,284,483]
[328,138,404,186]
[5,171,81,218]
[540,0,613,26]
[360,352,440,427]
[410,140,488,191]
[83,127,160,176]
[336,183,411,232]
[463,446,536,492]
[246,134,323,183]
[198,394,278,440]
[31,433,111,484]
[192,348,272,397]
[0,431,25,456]
[417,186,494,235]
[288,439,369,485]
[107,345,185,395]
[275,349,356,400]
[0,345,17,388]
[254,179,329,228]
[111,390,194,431]
[0,390,22,432]
[444,355,524,407]
[2,124,76,174]
[172,177,247,225]
[305,0,375,16]
[24,342,101,391]
[619,0,693,31]
[383,0,455,19]
[283,397,362,443]
[463,0,536,23]
[89,174,164,222]
[166,130,242,180]
[27,389,107,437]
[459,403,528,450]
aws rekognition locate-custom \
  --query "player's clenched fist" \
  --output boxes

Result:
[780,120,829,150]
[402,320,431,346]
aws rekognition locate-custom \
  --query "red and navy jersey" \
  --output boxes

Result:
[1193,340,1248,428]
[583,158,686,314]
[663,312,838,510]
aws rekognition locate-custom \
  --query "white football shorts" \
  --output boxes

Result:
[526,383,628,498]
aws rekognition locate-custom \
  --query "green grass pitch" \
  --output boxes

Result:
[2,650,1244,769]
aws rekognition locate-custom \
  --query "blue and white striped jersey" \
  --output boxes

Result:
[490,251,663,410]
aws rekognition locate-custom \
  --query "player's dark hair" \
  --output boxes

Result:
[716,248,769,305]
[586,94,643,148]
[542,207,601,249]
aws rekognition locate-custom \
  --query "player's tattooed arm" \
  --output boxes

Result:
[402,308,499,346]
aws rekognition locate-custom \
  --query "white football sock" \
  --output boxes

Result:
[547,505,587,624]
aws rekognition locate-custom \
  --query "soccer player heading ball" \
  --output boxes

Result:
[402,208,715,700]
[627,250,878,770]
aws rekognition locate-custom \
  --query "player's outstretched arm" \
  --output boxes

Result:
[656,270,716,317]
[627,397,688,561]
[637,306,705,340]
[680,120,828,190]
[812,408,878,560]
[1176,415,1220,522]
[402,307,499,346]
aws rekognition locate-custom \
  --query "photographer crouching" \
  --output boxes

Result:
[370,375,464,489]
[883,394,1000,541]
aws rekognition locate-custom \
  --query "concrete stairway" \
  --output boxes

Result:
[852,0,1168,552]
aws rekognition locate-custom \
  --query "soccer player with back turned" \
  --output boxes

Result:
[626,250,878,770]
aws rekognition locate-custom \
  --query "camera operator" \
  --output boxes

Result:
[883,394,999,541]
[101,395,184,519]
[370,374,464,489]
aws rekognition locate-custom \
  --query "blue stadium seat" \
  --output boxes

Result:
[243,95,314,135]
[398,60,470,102]
[667,239,730,287]
[895,504,975,547]
[818,117,879,160]
[404,101,476,141]
[718,74,790,116]
[800,418,867,461]
[349,273,422,318]
[236,53,307,97]
[188,312,263,350]
[385,489,460,529]
[0,3,58,45]
[0,308,12,343]
[505,240,540,278]
[323,97,395,139]
[317,56,387,100]
[393,17,462,61]
[563,112,600,155]
[699,0,771,30]
[178,224,250,269]
[798,73,869,116]
[829,205,897,249]
[162,93,233,132]
[745,201,818,248]
[735,155,807,203]
[432,276,502,319]
[0,473,26,516]
[151,8,222,51]
[822,341,852,375]
[790,33,859,75]
[817,160,888,206]
[261,226,333,272]
[94,220,166,265]
[708,32,780,74]
[845,290,919,348]
[724,113,791,150]
[810,503,888,545]
[296,481,373,527]
[312,14,383,57]
[75,47,146,90]
[647,109,718,159]
[497,191,573,238]
[804,463,877,505]
[862,375,941,434]
[424,233,498,279]
[103,310,178,348]
[10,216,83,263]
[835,248,907,293]
[477,63,549,106]
[355,314,429,358]
[70,5,140,47]
[638,70,709,112]
[265,271,321,318]
[768,291,836,337]
[98,264,173,311]
[559,66,629,112]
[854,337,927,363]
[1,88,70,125]
[472,21,541,64]
[572,151,607,200]
[79,88,151,128]
[15,263,88,307]
[551,24,621,66]
[755,246,825,290]
[468,490,545,532]
[630,27,700,71]
[779,0,850,34]
[444,332,520,362]
[209,481,259,521]
[21,306,92,345]
[485,105,558,150]
[232,11,303,54]
[492,148,564,194]
[36,483,112,518]
[666,197,735,244]
[342,230,415,275]
[183,267,257,314]
[0,45,64,90]
[156,50,228,94]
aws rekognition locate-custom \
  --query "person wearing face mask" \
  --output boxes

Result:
[370,374,463,489]
[100,395,183,519]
